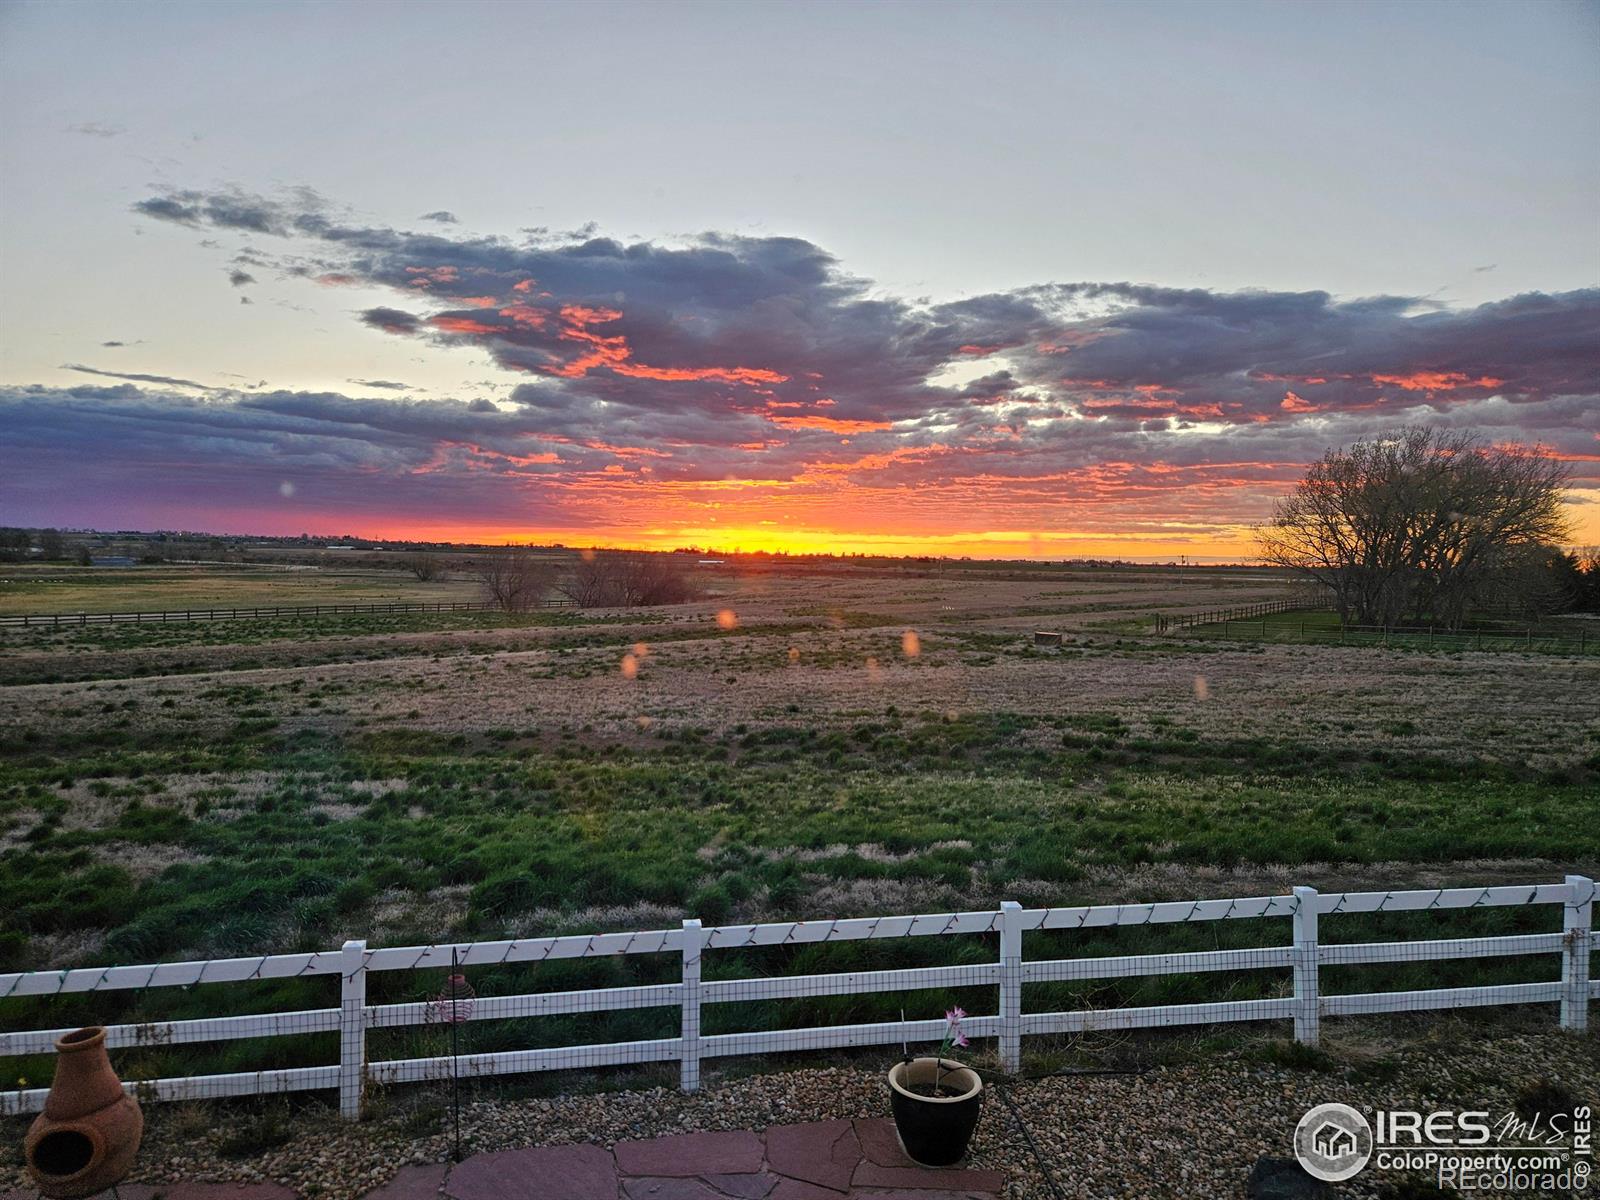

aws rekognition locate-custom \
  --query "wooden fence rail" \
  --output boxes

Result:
[1161,611,1594,654]
[2,877,1592,1119]
[1154,598,1308,634]
[0,599,573,630]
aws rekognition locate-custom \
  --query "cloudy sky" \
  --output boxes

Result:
[2,0,1597,557]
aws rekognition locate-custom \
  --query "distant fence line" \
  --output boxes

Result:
[1,877,1593,1119]
[0,599,574,630]
[1156,604,1596,654]
[1153,598,1308,634]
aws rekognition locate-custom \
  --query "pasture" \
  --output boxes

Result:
[2,558,1597,1096]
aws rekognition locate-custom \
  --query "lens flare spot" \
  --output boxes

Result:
[621,653,639,680]
[633,641,650,658]
[865,655,882,681]
[1193,674,1210,701]
[787,646,801,664]
[635,714,654,731]
[580,548,596,562]
[901,630,921,657]
[716,609,738,630]
[278,481,296,498]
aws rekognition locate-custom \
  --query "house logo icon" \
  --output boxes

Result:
[1313,1122,1356,1159]
[1294,1102,1372,1182]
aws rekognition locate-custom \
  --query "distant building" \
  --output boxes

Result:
[90,556,137,567]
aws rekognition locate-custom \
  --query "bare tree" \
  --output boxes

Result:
[561,551,627,607]
[618,553,698,606]
[1259,427,1571,629]
[403,553,444,582]
[474,549,556,612]
[559,551,699,608]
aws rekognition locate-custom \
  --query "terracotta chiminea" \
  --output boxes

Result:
[23,1027,144,1199]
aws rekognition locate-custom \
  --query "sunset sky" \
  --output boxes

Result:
[2,0,1597,559]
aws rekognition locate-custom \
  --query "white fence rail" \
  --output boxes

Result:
[2,876,1593,1119]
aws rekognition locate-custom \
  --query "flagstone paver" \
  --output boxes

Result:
[444,1143,616,1200]
[620,1178,730,1200]
[8,1117,1004,1200]
[701,1174,775,1199]
[764,1119,859,1192]
[613,1131,765,1178]
[362,1163,450,1199]
[767,1180,848,1200]
[853,1118,917,1167]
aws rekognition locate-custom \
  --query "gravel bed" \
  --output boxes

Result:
[3,1021,1594,1198]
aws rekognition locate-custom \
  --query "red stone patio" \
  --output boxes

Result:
[2,1118,1006,1200]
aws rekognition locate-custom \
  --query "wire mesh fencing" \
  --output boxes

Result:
[1,876,1592,1119]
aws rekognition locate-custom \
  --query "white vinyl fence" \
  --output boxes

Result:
[2,876,1593,1119]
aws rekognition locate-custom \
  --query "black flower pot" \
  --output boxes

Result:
[887,1057,983,1166]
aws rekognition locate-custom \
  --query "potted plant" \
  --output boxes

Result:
[887,1007,983,1166]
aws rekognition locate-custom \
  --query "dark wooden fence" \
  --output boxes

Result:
[0,599,572,630]
[1153,598,1305,634]
[1158,606,1595,654]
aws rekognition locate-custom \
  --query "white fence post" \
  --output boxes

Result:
[680,919,703,1093]
[999,901,1023,1073]
[339,939,367,1120]
[1562,875,1593,1034]
[1292,887,1320,1046]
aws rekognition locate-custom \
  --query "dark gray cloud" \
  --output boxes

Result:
[419,211,459,224]
[347,378,411,390]
[130,187,1598,459]
[228,269,256,287]
[66,121,124,137]
[361,307,422,334]
[63,364,214,390]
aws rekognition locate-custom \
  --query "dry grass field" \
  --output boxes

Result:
[2,559,1596,1092]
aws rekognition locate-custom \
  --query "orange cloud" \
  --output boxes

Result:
[498,304,547,328]
[544,304,788,385]
[1371,371,1505,392]
[429,315,502,335]
[767,414,895,433]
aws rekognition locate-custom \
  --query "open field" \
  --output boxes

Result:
[2,560,1596,1103]
[0,563,484,615]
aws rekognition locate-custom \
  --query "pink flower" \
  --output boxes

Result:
[953,1032,970,1048]
[945,1006,966,1023]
